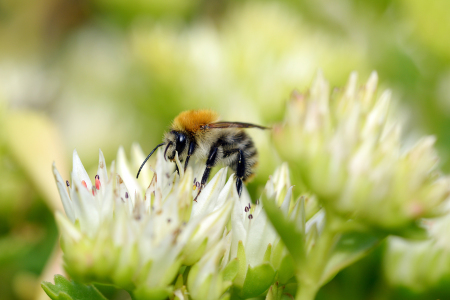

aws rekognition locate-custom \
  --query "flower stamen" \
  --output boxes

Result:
[95,174,101,190]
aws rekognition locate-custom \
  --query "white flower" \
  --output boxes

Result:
[274,72,450,231]
[227,163,302,298]
[52,142,329,300]
[53,144,234,298]
[187,237,236,300]
[384,201,450,292]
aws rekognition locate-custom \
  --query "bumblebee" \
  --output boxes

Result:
[137,109,269,198]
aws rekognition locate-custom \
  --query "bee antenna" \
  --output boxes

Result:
[136,143,165,179]
[164,141,173,162]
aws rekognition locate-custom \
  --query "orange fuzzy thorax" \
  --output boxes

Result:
[172,109,219,132]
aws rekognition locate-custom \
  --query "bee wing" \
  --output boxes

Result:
[206,122,270,130]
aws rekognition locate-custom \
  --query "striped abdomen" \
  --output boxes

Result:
[219,130,258,182]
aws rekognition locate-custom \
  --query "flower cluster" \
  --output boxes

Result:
[274,72,450,232]
[49,72,450,300]
[53,145,235,298]
[384,200,450,292]
[52,144,312,299]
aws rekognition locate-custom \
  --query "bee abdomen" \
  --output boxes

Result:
[224,131,258,182]
[242,149,258,182]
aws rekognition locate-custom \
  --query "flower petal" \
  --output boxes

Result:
[70,171,99,236]
[72,149,92,189]
[117,146,142,206]
[96,149,109,193]
[53,163,75,222]
[191,168,228,218]
[55,211,82,242]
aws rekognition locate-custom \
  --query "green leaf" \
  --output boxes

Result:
[41,274,107,300]
[240,262,276,299]
[219,293,231,300]
[277,254,296,284]
[263,243,272,262]
[196,273,213,300]
[270,240,284,270]
[262,195,305,267]
[265,282,284,300]
[174,274,184,290]
[305,223,318,254]
[111,243,139,289]
[136,260,153,284]
[387,222,428,240]
[132,286,173,300]
[320,231,381,285]
[186,263,199,297]
[161,257,184,286]
[233,241,247,287]
[222,258,239,282]
[183,237,208,266]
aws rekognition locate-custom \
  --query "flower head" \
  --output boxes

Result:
[274,72,450,231]
[227,163,309,298]
[384,200,450,292]
[187,238,235,300]
[53,144,234,298]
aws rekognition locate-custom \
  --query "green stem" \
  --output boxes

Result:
[295,278,319,300]
[295,211,341,300]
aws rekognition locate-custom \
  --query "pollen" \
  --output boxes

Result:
[172,109,219,132]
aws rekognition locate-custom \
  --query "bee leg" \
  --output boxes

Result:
[235,149,246,197]
[184,141,196,172]
[194,146,218,201]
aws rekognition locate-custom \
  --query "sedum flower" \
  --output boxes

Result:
[227,163,313,298]
[53,144,233,299]
[187,236,238,300]
[274,72,450,232]
[384,200,450,291]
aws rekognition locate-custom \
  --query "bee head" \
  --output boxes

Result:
[163,130,187,161]
[136,130,188,179]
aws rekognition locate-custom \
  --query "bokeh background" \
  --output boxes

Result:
[1,0,450,299]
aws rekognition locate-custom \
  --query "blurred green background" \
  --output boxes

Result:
[1,0,450,299]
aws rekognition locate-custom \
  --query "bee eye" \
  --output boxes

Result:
[175,133,187,154]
